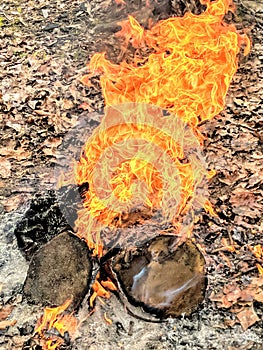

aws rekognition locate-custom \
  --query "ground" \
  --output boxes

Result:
[0,0,262,349]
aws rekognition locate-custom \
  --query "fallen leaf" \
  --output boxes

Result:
[62,99,74,110]
[4,194,25,212]
[239,276,263,303]
[0,147,31,161]
[0,306,14,321]
[0,320,17,330]
[223,283,242,304]
[0,158,11,178]
[236,306,259,330]
[230,188,262,218]
[210,291,233,308]
[5,120,23,132]
[43,137,62,148]
[230,132,258,151]
[79,102,93,111]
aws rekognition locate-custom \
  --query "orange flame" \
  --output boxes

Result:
[81,0,250,132]
[77,0,250,249]
[75,103,207,249]
[252,244,263,260]
[256,264,263,275]
[37,1,251,345]
[35,300,78,350]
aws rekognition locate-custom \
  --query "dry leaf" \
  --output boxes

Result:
[230,188,262,218]
[224,284,242,304]
[240,276,263,303]
[5,120,23,132]
[236,306,259,330]
[0,147,31,161]
[79,102,93,111]
[43,137,62,148]
[62,99,74,110]
[0,320,17,330]
[4,194,25,212]
[209,291,232,308]
[0,306,14,321]
[0,158,11,178]
[230,132,258,151]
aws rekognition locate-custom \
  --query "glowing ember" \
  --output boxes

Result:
[35,300,79,350]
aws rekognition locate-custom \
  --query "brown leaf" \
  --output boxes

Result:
[230,132,258,151]
[230,188,262,218]
[236,306,259,330]
[210,291,233,308]
[240,276,263,303]
[4,194,25,212]
[62,99,74,110]
[0,158,11,178]
[43,137,62,148]
[5,120,23,132]
[0,305,14,321]
[0,320,17,330]
[224,284,242,304]
[0,147,31,161]
[42,148,57,156]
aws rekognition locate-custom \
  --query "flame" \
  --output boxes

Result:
[75,103,207,250]
[89,272,118,307]
[37,0,250,346]
[81,0,250,132]
[252,244,263,260]
[77,0,250,249]
[256,264,263,275]
[35,300,78,350]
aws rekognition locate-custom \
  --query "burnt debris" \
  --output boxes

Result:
[14,184,88,261]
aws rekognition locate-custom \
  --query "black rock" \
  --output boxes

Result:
[23,231,92,309]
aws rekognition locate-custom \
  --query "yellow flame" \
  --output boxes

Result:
[82,0,250,131]
[35,300,78,350]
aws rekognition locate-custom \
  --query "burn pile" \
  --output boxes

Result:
[2,0,262,349]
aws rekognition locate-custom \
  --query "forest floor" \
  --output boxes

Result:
[0,0,262,349]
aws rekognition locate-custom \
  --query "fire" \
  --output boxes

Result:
[252,244,263,260]
[41,1,251,347]
[35,300,79,350]
[77,0,250,248]
[75,103,207,250]
[81,0,250,132]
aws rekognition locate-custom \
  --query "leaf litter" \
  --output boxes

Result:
[0,0,262,349]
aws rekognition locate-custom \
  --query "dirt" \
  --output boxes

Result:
[0,0,262,349]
